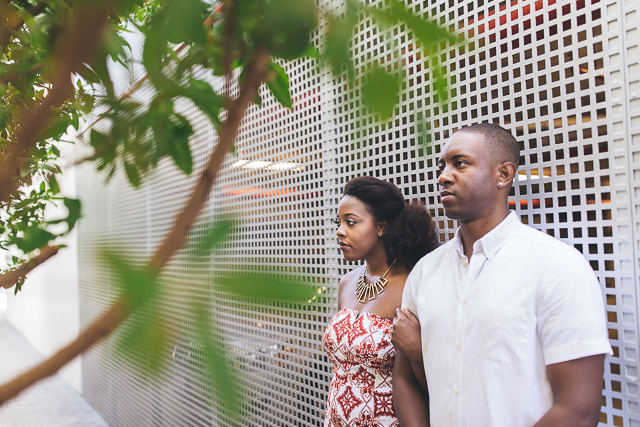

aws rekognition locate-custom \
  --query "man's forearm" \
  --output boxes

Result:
[532,355,605,427]
[393,350,429,427]
[531,404,600,427]
[410,359,427,392]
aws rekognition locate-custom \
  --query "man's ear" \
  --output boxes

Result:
[377,220,387,237]
[497,162,517,189]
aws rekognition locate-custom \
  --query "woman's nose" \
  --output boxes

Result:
[336,224,346,237]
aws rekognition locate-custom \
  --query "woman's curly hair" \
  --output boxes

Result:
[343,176,439,269]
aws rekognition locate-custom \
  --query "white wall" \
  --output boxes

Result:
[5,142,82,393]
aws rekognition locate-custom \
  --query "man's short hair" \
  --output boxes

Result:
[456,123,520,166]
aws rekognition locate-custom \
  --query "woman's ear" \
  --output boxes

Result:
[377,221,387,237]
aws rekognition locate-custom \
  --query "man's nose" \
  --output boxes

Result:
[437,166,452,185]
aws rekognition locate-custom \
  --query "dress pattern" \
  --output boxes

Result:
[323,308,398,427]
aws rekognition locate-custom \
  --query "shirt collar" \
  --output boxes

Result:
[453,211,520,259]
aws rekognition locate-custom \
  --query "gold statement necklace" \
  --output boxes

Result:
[355,259,397,303]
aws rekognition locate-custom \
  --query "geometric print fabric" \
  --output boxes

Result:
[323,309,398,426]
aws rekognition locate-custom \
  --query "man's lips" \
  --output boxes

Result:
[440,190,454,202]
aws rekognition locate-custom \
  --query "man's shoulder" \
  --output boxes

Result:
[512,221,575,254]
[413,240,456,270]
[508,221,588,270]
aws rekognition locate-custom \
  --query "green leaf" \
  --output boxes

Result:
[253,91,263,107]
[220,273,316,301]
[48,174,60,195]
[35,114,71,142]
[303,43,320,59]
[195,217,234,256]
[62,198,81,231]
[323,5,358,79]
[89,129,108,148]
[265,61,292,109]
[124,160,141,187]
[157,0,207,45]
[11,226,55,253]
[387,0,458,47]
[432,63,449,102]
[164,114,194,175]
[361,67,401,121]
[142,28,180,94]
[181,79,224,129]
[108,252,159,307]
[194,304,238,413]
[253,0,318,60]
[115,306,168,375]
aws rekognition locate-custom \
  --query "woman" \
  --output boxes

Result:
[323,176,439,426]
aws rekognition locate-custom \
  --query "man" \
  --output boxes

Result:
[392,123,612,427]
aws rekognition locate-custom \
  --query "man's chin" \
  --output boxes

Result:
[442,207,462,220]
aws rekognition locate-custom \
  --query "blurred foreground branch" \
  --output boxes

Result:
[0,245,60,289]
[0,42,270,408]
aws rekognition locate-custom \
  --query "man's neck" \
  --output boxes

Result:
[459,210,510,260]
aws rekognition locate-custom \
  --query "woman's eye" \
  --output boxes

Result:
[346,220,356,226]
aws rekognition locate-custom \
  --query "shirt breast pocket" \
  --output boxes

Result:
[478,305,536,365]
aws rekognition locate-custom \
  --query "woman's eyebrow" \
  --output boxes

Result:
[341,213,361,219]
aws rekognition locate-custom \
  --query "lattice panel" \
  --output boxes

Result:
[76,0,640,426]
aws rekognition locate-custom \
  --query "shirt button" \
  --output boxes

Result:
[454,387,459,395]
[461,300,467,305]
[456,342,462,349]
[462,260,468,267]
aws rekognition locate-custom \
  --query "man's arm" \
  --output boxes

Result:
[393,349,430,427]
[532,354,605,427]
[392,308,429,425]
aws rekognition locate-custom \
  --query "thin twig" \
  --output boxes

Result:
[0,245,61,289]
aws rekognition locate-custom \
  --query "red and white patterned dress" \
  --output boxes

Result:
[323,308,398,427]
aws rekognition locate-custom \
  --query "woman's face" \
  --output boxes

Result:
[336,195,384,262]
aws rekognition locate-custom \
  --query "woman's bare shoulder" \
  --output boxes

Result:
[338,265,364,292]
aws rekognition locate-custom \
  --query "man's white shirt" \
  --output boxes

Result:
[402,211,612,427]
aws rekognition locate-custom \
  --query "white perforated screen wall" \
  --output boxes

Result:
[76,0,640,425]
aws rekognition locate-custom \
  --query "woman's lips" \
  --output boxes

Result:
[339,242,350,250]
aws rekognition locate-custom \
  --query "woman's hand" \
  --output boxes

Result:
[391,308,423,364]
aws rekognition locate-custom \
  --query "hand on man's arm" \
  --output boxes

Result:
[532,354,605,427]
[392,308,427,391]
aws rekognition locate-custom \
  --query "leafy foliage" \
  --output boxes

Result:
[0,0,459,415]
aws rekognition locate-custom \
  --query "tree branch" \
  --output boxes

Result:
[0,46,271,406]
[0,245,60,289]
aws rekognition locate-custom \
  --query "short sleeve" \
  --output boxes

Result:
[537,247,613,365]
[402,259,421,318]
